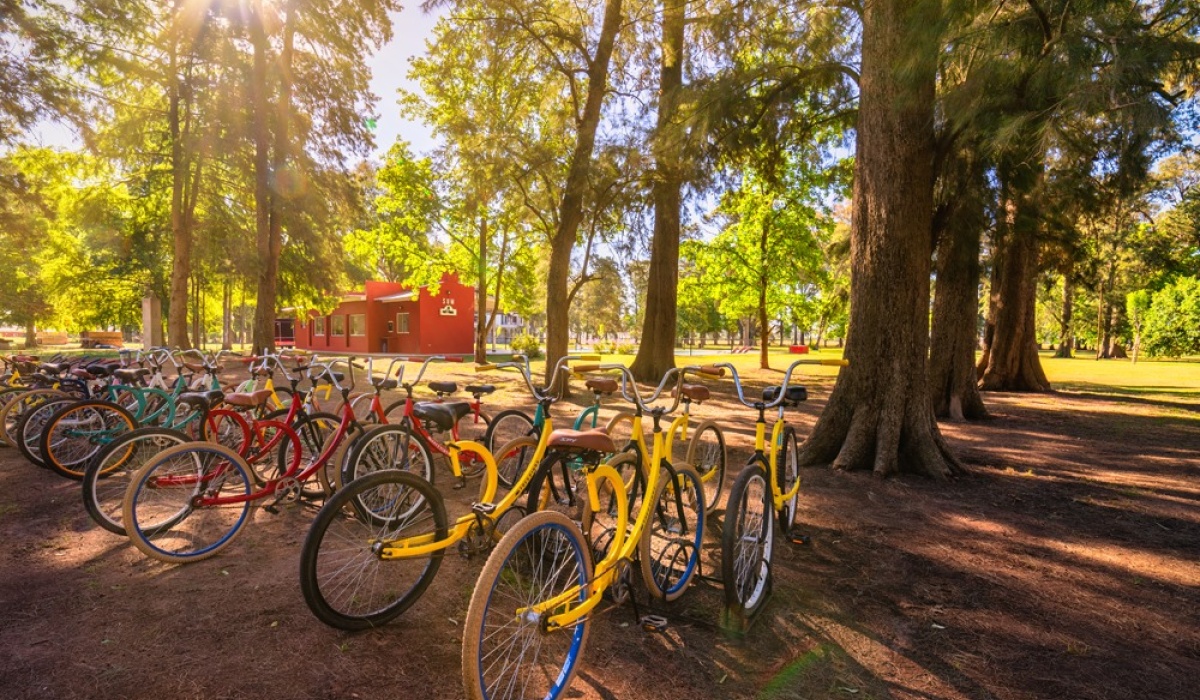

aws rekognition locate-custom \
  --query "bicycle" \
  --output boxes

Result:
[712,357,847,628]
[338,355,499,488]
[296,354,593,630]
[459,362,712,700]
[482,353,603,456]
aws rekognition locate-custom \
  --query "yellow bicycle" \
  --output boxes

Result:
[296,354,596,630]
[461,363,712,700]
[713,357,847,628]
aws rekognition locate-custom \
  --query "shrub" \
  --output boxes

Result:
[593,339,616,354]
[510,332,543,359]
[616,342,636,354]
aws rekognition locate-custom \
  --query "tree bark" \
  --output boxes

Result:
[630,0,684,382]
[249,11,275,352]
[543,0,624,384]
[928,154,988,420]
[166,34,191,349]
[798,0,962,478]
[221,278,233,351]
[978,155,1051,392]
[758,218,771,370]
[474,213,489,363]
[1054,274,1074,358]
[23,319,35,350]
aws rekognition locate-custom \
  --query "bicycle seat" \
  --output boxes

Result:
[413,401,471,431]
[70,368,96,381]
[547,429,616,454]
[585,378,618,395]
[224,389,272,408]
[115,368,150,383]
[87,364,118,377]
[39,362,66,374]
[178,390,225,411]
[428,381,458,395]
[674,383,710,403]
[373,378,399,391]
[465,384,495,396]
[763,385,807,405]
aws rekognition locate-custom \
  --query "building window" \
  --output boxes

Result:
[313,316,326,336]
[396,312,410,334]
[331,315,346,336]
[350,314,366,336]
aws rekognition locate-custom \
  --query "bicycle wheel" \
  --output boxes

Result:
[524,451,586,521]
[482,409,534,454]
[638,463,705,601]
[82,427,191,535]
[16,397,74,468]
[245,419,301,483]
[776,425,800,536]
[604,411,646,454]
[284,411,340,496]
[299,469,448,630]
[341,424,435,486]
[721,463,775,619]
[3,389,64,448]
[462,510,592,700]
[201,409,253,456]
[580,452,639,564]
[123,442,256,564]
[41,400,137,480]
[685,420,727,515]
[492,436,538,492]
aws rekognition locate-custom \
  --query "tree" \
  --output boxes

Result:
[798,0,962,478]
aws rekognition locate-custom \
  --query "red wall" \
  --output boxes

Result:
[294,274,473,356]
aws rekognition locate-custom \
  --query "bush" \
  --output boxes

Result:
[510,332,543,359]
[616,342,636,354]
[593,339,616,354]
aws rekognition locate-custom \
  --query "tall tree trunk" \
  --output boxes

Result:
[630,0,684,382]
[221,278,233,351]
[758,218,770,370]
[543,0,624,384]
[1055,274,1074,358]
[928,153,988,420]
[475,214,489,363]
[249,13,274,352]
[167,36,191,349]
[978,155,1051,392]
[23,319,35,350]
[798,0,961,478]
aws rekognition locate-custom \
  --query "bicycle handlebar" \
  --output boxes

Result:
[574,363,687,415]
[474,354,591,403]
[714,358,848,409]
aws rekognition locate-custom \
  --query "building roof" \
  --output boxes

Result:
[375,290,415,303]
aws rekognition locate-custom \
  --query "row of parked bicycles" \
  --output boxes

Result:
[0,347,845,700]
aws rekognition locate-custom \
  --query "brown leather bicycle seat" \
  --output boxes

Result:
[674,383,710,403]
[547,429,616,453]
[585,378,618,394]
[224,390,272,408]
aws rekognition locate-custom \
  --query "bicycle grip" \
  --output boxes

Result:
[821,359,849,367]
[699,365,725,377]
[475,364,497,372]
[572,364,599,373]
[445,356,465,363]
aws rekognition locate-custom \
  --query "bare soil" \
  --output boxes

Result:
[1,367,1197,700]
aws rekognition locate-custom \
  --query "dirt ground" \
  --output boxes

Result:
[1,365,1197,700]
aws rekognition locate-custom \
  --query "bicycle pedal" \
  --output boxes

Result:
[790,533,811,546]
[640,615,668,633]
[472,502,497,516]
[264,504,280,515]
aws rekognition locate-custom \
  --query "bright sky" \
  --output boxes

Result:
[30,8,442,161]
[368,7,442,158]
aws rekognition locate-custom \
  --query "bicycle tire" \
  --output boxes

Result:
[299,469,448,630]
[462,510,592,700]
[776,425,801,536]
[16,397,74,468]
[482,408,534,455]
[41,400,137,480]
[685,419,727,515]
[123,442,256,564]
[721,463,775,620]
[638,463,705,601]
[82,427,191,535]
[2,388,64,448]
[341,423,435,487]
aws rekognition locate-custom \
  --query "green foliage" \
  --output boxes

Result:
[1141,278,1200,358]
[510,332,542,359]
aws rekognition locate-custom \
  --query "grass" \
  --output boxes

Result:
[1037,350,1200,397]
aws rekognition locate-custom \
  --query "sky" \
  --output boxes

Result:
[30,7,442,161]
[367,7,442,158]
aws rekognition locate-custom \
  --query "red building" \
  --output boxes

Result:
[293,274,475,355]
